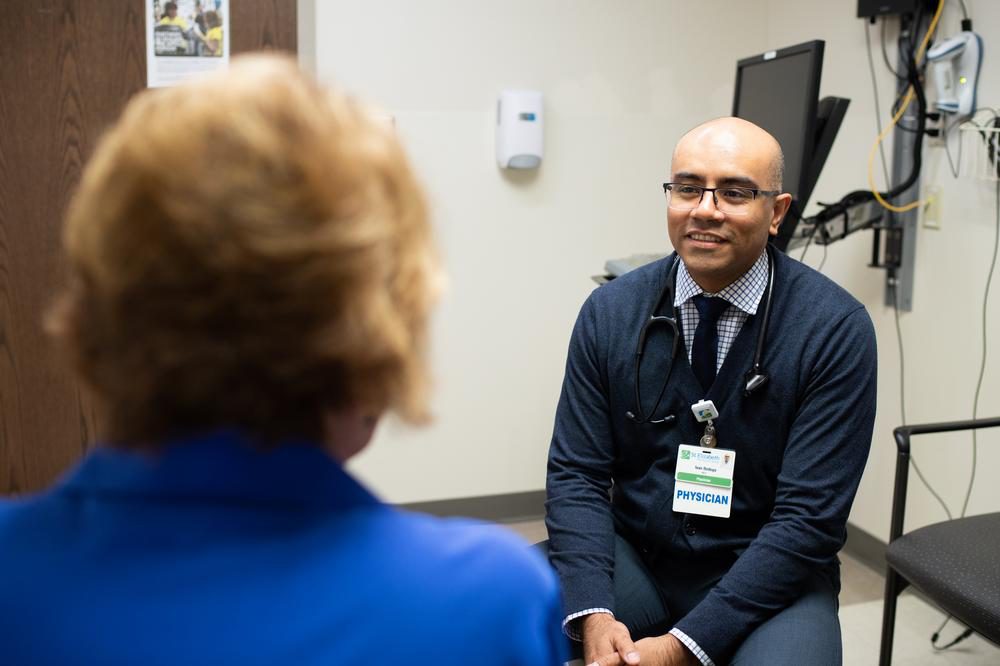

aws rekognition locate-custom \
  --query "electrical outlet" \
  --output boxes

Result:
[923,185,942,229]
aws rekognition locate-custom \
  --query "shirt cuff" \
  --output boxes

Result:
[562,608,614,641]
[669,627,715,666]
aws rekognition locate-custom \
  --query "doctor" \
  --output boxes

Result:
[545,117,876,665]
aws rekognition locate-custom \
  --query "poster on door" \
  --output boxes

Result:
[146,0,229,88]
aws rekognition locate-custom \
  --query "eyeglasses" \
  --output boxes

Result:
[663,183,780,216]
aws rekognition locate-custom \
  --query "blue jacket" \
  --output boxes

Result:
[0,431,567,665]
[546,250,876,662]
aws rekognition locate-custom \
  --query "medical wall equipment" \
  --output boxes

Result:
[927,30,983,120]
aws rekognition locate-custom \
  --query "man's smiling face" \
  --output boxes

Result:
[667,117,791,293]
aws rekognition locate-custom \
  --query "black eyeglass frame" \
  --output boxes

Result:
[662,182,782,206]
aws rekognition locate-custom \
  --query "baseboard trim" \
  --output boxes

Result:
[844,522,887,575]
[401,490,546,523]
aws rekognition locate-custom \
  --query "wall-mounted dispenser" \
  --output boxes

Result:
[496,90,543,169]
[927,30,983,120]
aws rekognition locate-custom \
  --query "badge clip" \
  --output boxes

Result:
[692,400,719,448]
[691,399,718,422]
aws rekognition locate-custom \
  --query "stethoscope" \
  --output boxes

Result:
[625,244,776,425]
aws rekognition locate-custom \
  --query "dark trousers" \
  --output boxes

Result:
[542,533,843,665]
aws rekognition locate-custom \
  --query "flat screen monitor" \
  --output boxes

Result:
[732,40,824,208]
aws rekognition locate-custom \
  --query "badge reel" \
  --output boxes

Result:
[691,399,718,448]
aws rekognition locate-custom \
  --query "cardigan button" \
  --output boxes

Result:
[684,523,696,536]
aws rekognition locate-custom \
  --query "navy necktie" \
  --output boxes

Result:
[691,294,730,392]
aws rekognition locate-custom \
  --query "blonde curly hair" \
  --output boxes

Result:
[49,54,441,446]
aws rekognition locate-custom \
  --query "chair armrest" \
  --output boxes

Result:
[894,416,1000,454]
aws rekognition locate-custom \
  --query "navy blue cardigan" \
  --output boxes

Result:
[545,249,876,662]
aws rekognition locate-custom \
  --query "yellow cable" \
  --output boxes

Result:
[868,0,946,213]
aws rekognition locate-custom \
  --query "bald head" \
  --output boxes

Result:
[672,117,784,191]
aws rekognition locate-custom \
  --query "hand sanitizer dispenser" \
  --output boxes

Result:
[496,90,543,169]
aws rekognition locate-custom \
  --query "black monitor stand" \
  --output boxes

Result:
[773,96,850,252]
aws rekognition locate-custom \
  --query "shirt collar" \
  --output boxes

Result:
[674,249,769,315]
[60,429,380,512]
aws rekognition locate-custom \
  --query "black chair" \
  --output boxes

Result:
[879,417,1000,665]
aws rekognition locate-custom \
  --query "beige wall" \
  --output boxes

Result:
[301,0,1000,540]
[305,0,768,504]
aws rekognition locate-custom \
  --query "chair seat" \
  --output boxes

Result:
[886,512,1000,644]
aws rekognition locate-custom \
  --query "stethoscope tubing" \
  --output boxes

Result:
[628,245,775,425]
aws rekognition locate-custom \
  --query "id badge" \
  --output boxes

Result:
[672,444,736,519]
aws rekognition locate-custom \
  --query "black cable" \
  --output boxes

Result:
[881,29,929,199]
[933,627,975,650]
[932,613,974,651]
[816,229,829,273]
[874,45,930,197]
[798,219,831,273]
[896,58,930,182]
[881,17,906,81]
[866,20,892,186]
[883,52,925,135]
[798,221,819,263]
[931,616,951,648]
[809,28,929,228]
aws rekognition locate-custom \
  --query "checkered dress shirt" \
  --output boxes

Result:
[675,250,769,374]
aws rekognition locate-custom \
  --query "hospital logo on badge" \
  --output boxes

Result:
[680,450,691,460]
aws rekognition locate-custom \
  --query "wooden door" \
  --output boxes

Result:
[0,0,296,495]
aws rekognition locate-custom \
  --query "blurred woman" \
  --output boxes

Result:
[0,54,565,665]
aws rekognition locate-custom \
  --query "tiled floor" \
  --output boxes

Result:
[502,519,1000,665]
[841,595,1000,665]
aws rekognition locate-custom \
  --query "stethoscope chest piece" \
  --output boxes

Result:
[744,369,769,396]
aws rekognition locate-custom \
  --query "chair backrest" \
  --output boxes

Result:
[889,416,1000,542]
